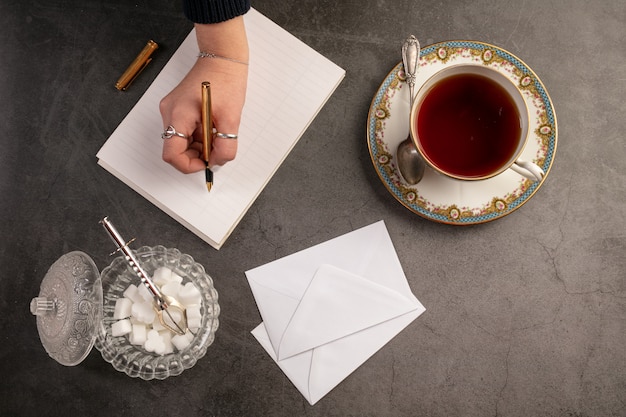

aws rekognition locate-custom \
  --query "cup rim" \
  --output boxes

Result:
[409,64,531,181]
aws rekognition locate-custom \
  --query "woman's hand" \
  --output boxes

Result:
[159,16,248,173]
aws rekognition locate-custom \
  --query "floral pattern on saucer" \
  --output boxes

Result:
[367,40,557,224]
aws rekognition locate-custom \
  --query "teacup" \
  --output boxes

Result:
[409,64,543,181]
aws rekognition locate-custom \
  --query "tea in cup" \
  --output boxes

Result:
[409,64,543,181]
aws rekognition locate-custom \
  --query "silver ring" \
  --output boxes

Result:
[215,132,238,139]
[161,125,188,140]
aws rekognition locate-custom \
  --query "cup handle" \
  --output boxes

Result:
[509,159,544,182]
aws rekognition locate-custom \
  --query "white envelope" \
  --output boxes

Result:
[246,221,426,405]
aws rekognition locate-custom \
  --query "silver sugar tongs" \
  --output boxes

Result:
[100,217,187,335]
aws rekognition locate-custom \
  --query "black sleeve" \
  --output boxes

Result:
[182,0,251,24]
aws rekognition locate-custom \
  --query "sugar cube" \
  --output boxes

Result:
[152,266,172,287]
[111,319,132,337]
[159,330,174,354]
[161,308,183,331]
[129,324,147,345]
[161,281,182,298]
[136,283,154,303]
[171,332,192,351]
[151,317,166,332]
[144,329,166,355]
[131,300,156,324]
[178,283,202,307]
[113,297,132,319]
[170,271,183,284]
[123,284,143,304]
[186,304,202,331]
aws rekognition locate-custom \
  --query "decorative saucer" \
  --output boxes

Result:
[366,40,557,224]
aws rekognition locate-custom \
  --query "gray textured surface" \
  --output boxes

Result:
[1,1,624,416]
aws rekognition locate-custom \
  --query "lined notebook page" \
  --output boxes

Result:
[97,8,345,249]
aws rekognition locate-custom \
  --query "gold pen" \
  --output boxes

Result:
[201,81,213,192]
[115,40,158,91]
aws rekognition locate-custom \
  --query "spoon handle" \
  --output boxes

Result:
[402,35,420,99]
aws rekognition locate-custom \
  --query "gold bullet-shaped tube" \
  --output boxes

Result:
[115,40,158,91]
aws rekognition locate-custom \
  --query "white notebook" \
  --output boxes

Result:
[97,8,345,249]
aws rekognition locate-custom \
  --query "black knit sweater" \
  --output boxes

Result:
[182,0,251,24]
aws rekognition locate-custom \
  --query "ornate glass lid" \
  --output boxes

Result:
[30,251,102,366]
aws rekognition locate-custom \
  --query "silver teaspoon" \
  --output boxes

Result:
[396,35,426,185]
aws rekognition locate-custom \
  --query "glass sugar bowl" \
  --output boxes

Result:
[30,245,220,380]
